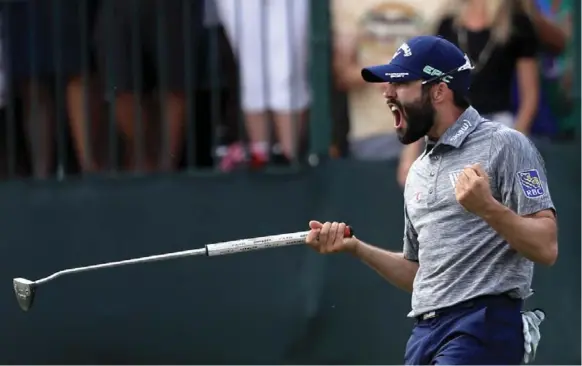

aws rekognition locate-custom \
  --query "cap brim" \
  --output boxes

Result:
[361,64,420,83]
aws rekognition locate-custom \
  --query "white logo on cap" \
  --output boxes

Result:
[392,43,412,59]
[385,72,409,78]
[457,54,474,72]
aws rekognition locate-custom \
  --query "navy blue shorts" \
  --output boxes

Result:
[404,295,524,365]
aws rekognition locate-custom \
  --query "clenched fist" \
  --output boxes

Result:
[305,220,359,254]
[455,164,496,216]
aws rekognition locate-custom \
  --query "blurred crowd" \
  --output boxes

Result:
[0,0,576,182]
[330,0,576,186]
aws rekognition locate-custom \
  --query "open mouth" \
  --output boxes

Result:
[388,103,403,129]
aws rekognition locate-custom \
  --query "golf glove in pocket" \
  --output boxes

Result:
[522,309,545,364]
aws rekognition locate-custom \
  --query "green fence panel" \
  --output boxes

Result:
[308,0,333,157]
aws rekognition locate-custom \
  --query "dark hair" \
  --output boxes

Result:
[452,90,471,109]
[422,82,471,109]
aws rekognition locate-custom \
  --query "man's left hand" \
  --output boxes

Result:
[455,164,495,216]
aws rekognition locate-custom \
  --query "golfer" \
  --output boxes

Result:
[305,36,557,365]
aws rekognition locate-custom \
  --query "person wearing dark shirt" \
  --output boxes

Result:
[433,0,540,134]
[511,0,573,142]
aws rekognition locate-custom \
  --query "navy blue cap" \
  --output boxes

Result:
[361,35,473,94]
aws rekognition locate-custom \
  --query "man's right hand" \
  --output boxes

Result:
[305,220,360,254]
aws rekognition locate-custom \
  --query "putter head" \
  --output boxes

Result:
[13,278,36,312]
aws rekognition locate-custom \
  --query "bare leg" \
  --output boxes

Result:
[66,76,107,172]
[115,92,156,172]
[157,92,185,171]
[245,111,270,162]
[21,81,55,179]
[273,109,308,160]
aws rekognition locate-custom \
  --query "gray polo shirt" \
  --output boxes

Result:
[403,107,555,317]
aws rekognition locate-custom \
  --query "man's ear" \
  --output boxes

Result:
[432,82,448,103]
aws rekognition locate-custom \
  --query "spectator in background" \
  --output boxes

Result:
[434,0,540,131]
[520,0,568,55]
[67,0,107,173]
[3,0,104,178]
[512,0,574,143]
[215,0,311,168]
[331,1,412,161]
[329,0,443,185]
[189,0,241,169]
[94,0,204,172]
[397,0,541,186]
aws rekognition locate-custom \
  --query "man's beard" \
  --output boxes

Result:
[395,91,436,145]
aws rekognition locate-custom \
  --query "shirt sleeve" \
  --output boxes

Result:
[403,204,419,262]
[511,13,539,59]
[490,128,556,216]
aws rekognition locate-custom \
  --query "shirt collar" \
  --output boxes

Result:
[433,106,483,149]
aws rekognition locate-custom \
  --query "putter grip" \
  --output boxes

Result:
[206,225,354,257]
[345,226,354,237]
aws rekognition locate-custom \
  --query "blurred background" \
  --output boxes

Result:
[0,0,579,364]
[0,0,577,180]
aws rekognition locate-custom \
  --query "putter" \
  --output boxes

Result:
[13,226,353,312]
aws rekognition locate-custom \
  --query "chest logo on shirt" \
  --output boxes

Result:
[448,170,463,188]
[517,169,545,198]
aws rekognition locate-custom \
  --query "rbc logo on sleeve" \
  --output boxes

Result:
[517,169,545,198]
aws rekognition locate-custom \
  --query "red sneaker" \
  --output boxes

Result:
[249,150,268,170]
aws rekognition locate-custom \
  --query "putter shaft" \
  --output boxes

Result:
[14,227,353,312]
[35,247,207,285]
